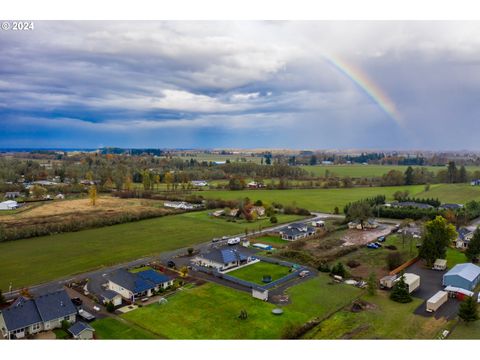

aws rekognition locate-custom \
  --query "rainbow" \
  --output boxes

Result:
[323,54,402,126]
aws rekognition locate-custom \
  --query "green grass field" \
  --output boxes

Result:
[449,320,480,339]
[305,291,447,339]
[91,317,158,339]
[301,164,480,178]
[227,261,291,285]
[197,183,480,212]
[197,185,427,212]
[0,211,304,290]
[121,275,361,339]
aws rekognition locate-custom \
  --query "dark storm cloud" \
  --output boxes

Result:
[1,21,480,149]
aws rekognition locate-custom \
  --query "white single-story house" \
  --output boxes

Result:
[100,290,123,307]
[108,269,173,301]
[279,222,316,241]
[194,247,253,271]
[68,321,95,340]
[251,206,266,217]
[0,290,77,339]
[0,200,18,210]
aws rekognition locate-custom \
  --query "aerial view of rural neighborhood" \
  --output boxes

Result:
[2,20,480,341]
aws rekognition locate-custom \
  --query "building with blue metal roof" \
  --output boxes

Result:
[0,290,77,339]
[194,247,252,271]
[107,269,174,301]
[443,263,480,291]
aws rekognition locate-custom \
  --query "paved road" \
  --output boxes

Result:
[4,213,330,300]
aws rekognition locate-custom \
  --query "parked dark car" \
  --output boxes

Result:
[374,242,383,247]
[367,243,379,249]
[167,260,176,268]
[71,297,83,306]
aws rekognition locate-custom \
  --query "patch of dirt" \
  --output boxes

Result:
[271,294,290,305]
[341,225,394,246]
[350,300,378,313]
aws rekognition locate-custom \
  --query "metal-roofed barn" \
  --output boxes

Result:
[443,263,480,291]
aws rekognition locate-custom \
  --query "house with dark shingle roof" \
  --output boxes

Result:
[456,227,475,249]
[439,203,463,211]
[68,321,95,340]
[194,247,253,271]
[0,289,77,339]
[278,222,316,241]
[107,269,173,301]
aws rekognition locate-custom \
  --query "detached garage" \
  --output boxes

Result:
[443,263,480,291]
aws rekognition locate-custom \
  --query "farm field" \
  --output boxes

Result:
[227,261,291,285]
[121,275,361,339]
[91,317,158,339]
[196,183,480,212]
[301,164,480,178]
[0,210,304,289]
[172,153,264,164]
[305,291,447,339]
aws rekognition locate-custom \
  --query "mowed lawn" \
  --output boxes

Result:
[305,291,448,339]
[228,261,291,285]
[301,164,480,178]
[121,275,361,339]
[0,211,304,289]
[196,183,480,212]
[91,317,158,339]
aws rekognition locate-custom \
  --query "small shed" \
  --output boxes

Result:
[380,275,397,289]
[433,259,447,271]
[443,263,480,291]
[253,243,272,251]
[252,288,268,301]
[68,322,95,340]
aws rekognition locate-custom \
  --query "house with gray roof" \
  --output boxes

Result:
[456,228,475,249]
[194,247,253,271]
[278,222,316,241]
[107,269,173,301]
[68,321,95,340]
[0,290,77,339]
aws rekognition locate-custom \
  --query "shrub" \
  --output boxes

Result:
[331,262,346,278]
[386,251,403,270]
[106,301,115,313]
[270,216,278,224]
[317,262,330,273]
[187,247,194,256]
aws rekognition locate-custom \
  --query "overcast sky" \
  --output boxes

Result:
[1,21,480,150]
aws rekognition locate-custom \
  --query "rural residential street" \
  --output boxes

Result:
[4,212,334,300]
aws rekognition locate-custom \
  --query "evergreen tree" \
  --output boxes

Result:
[458,296,479,322]
[404,166,414,185]
[331,262,346,278]
[459,165,468,183]
[447,161,458,183]
[390,274,412,303]
[466,228,480,262]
